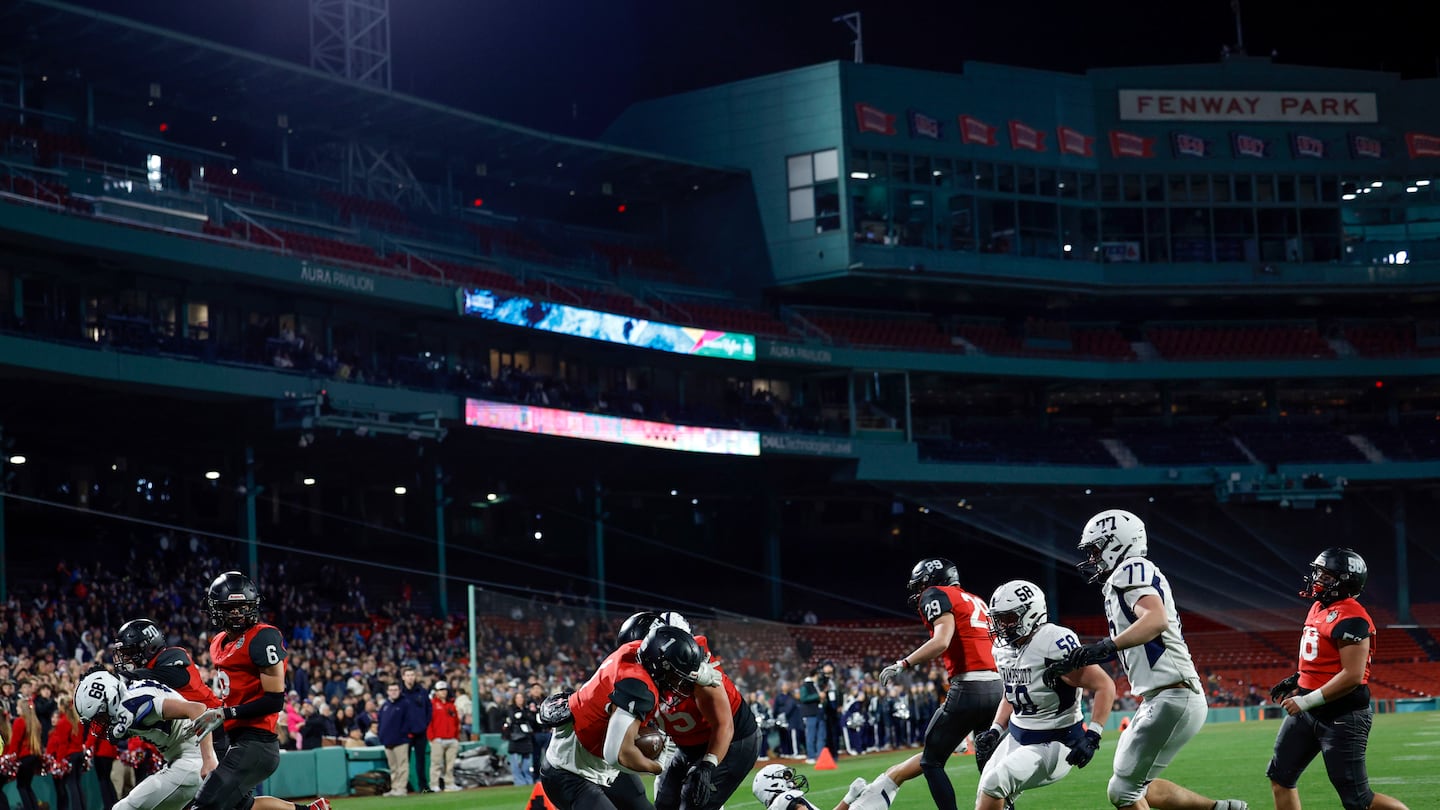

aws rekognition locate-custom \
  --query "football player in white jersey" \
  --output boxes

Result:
[1043,509,1247,810]
[972,579,1115,810]
[751,762,904,810]
[74,670,220,810]
[77,671,335,810]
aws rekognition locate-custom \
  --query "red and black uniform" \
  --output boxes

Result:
[567,641,660,760]
[209,623,286,735]
[654,636,760,810]
[1267,597,1378,810]
[130,644,227,750]
[134,646,223,709]
[1298,598,1374,704]
[919,585,999,678]
[542,641,662,810]
[193,622,287,810]
[915,585,1003,807]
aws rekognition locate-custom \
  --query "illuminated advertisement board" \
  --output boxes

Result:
[458,289,755,361]
[464,399,761,457]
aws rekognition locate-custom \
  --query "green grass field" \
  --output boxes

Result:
[333,712,1440,809]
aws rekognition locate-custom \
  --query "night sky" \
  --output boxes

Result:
[64,0,1439,139]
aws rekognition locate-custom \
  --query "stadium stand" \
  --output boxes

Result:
[1147,324,1335,360]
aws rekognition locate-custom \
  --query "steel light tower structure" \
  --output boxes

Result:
[309,0,392,90]
[307,0,437,211]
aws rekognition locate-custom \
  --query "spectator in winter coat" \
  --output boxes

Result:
[400,668,433,793]
[378,683,418,797]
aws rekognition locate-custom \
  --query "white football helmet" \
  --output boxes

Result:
[1078,508,1148,584]
[75,671,134,739]
[988,580,1048,646]
[657,611,691,635]
[752,764,809,809]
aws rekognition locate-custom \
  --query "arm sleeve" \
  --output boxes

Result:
[609,677,657,719]
[127,652,191,690]
[919,587,954,621]
[601,707,639,768]
[1331,617,1372,645]
[246,627,287,668]
[229,691,284,719]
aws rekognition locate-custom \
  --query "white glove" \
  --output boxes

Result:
[187,708,225,740]
[695,660,723,688]
[844,778,868,806]
[657,737,681,770]
[878,659,907,686]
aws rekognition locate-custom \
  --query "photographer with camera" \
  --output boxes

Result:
[817,662,842,760]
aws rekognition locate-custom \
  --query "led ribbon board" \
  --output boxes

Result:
[465,399,761,457]
[459,289,755,361]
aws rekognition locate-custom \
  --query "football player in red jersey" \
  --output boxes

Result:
[652,615,760,810]
[1267,549,1409,810]
[192,571,328,810]
[112,618,226,752]
[877,558,1002,810]
[542,625,705,810]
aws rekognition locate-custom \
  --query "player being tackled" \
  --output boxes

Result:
[751,763,902,810]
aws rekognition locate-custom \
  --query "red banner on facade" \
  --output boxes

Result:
[1351,135,1383,159]
[1232,132,1268,158]
[959,115,997,146]
[1109,130,1155,158]
[908,110,942,139]
[1057,126,1094,157]
[1406,132,1440,158]
[1008,120,1046,152]
[854,103,896,135]
[1292,134,1326,158]
[1172,132,1208,157]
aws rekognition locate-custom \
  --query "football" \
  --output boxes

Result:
[635,725,668,760]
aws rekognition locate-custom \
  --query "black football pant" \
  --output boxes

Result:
[539,763,655,810]
[654,729,762,810]
[920,677,1004,810]
[192,730,280,810]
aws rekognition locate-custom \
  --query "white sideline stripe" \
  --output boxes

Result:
[1390,755,1436,760]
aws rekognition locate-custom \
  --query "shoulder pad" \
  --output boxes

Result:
[247,626,288,668]
[918,587,954,621]
[1105,557,1156,590]
[1031,623,1064,644]
[154,647,192,667]
[609,677,657,719]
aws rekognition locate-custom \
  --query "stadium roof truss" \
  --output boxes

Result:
[0,0,745,200]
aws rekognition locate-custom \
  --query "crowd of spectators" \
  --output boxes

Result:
[0,538,1289,805]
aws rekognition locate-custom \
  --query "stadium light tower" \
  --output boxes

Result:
[833,12,863,64]
[309,0,392,90]
[1229,0,1246,56]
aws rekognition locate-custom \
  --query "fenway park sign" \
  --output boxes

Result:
[1118,90,1377,123]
